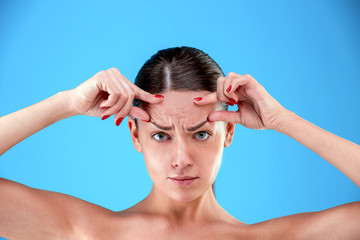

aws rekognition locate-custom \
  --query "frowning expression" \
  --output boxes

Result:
[128,90,235,202]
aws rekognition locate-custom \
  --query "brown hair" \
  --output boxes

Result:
[133,46,228,198]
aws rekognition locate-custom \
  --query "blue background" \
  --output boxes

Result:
[0,0,359,238]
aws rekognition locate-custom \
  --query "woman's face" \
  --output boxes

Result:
[128,90,235,202]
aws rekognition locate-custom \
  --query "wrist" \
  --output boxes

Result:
[273,109,298,134]
[54,90,79,119]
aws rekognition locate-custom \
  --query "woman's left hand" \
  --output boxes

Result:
[194,72,288,131]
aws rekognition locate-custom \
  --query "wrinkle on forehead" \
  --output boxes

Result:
[146,90,221,129]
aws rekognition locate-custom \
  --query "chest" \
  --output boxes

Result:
[101,221,260,240]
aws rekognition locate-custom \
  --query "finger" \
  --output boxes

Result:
[222,73,242,104]
[193,92,218,105]
[107,69,137,121]
[128,106,150,121]
[107,67,127,92]
[101,68,133,116]
[216,76,233,103]
[103,93,126,117]
[101,92,119,109]
[208,110,240,123]
[98,79,120,108]
[113,93,134,124]
[225,74,251,96]
[95,71,120,107]
[99,92,110,109]
[132,84,164,104]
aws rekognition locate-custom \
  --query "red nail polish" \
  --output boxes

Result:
[230,98,237,105]
[101,106,107,109]
[226,85,232,93]
[143,118,151,123]
[155,95,164,98]
[226,102,234,106]
[116,117,124,126]
[101,115,110,120]
[194,97,203,101]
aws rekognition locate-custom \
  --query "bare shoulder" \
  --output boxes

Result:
[75,201,360,239]
[0,177,116,239]
[249,201,360,240]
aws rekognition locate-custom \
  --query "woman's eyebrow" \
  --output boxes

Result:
[150,120,208,131]
[187,120,208,131]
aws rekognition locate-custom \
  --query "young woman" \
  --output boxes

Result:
[0,47,359,239]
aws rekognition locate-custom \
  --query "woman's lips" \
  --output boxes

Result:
[169,177,199,186]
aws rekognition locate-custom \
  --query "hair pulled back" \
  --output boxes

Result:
[133,46,228,197]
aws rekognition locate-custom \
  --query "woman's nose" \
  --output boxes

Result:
[171,139,193,168]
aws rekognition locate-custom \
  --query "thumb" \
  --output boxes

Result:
[128,106,151,122]
[208,110,240,123]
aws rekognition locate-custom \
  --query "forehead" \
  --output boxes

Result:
[146,90,220,126]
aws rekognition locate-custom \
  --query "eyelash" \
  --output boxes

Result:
[152,131,212,142]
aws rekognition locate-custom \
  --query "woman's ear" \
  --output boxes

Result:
[128,118,143,153]
[224,122,235,148]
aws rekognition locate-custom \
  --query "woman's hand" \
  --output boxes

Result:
[67,67,164,125]
[194,72,288,131]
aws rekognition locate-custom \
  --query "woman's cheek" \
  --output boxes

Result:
[142,145,168,180]
[196,136,224,175]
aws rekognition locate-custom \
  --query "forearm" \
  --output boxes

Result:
[0,91,76,156]
[277,110,360,188]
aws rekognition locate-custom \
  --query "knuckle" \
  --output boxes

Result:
[243,73,251,78]
[109,94,119,102]
[102,71,111,79]
[228,72,236,77]
[96,70,106,77]
[110,67,121,74]
[122,93,128,100]
[129,91,135,100]
[113,90,121,96]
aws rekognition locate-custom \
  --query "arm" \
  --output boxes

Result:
[197,72,360,188]
[0,68,163,239]
[0,68,161,157]
[0,91,75,156]
[277,109,360,188]
[196,72,360,237]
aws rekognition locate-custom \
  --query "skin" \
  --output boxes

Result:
[0,67,359,239]
[126,90,237,224]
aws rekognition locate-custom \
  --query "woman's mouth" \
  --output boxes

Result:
[169,176,199,186]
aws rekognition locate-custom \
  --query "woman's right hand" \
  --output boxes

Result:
[67,67,164,125]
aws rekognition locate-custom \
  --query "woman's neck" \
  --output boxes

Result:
[131,185,232,224]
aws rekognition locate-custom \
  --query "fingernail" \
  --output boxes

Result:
[155,95,164,98]
[101,106,107,109]
[101,115,110,120]
[116,117,124,126]
[226,85,232,93]
[230,98,237,105]
[194,97,203,101]
[226,102,234,106]
[143,118,151,123]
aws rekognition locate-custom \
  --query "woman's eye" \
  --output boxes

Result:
[152,132,169,141]
[194,131,211,141]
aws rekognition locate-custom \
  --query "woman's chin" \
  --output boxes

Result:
[167,189,204,203]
